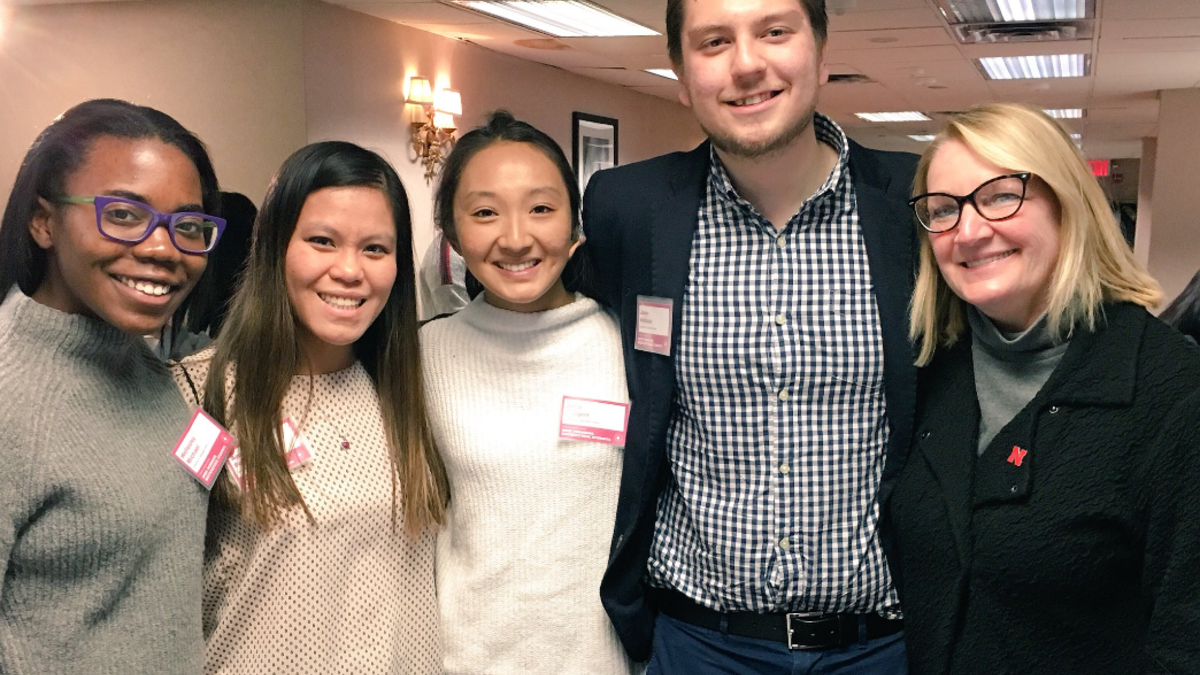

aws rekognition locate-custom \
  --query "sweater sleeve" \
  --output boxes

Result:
[1140,388,1200,674]
[0,426,31,674]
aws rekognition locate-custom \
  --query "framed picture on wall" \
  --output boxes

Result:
[572,112,618,192]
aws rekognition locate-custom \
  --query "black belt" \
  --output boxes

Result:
[656,589,903,651]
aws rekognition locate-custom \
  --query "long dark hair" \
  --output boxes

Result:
[434,110,590,297]
[0,99,219,327]
[205,141,448,536]
[186,191,257,337]
[1161,268,1200,344]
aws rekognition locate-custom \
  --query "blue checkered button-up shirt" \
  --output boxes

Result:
[647,114,900,615]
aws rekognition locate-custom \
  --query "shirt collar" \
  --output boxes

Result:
[707,111,851,212]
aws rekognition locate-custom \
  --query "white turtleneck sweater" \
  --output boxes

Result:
[421,294,635,675]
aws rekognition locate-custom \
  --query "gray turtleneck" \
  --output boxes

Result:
[0,289,207,674]
[969,307,1071,455]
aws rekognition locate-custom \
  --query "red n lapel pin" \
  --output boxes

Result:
[1007,446,1028,467]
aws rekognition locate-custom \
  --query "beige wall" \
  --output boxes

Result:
[1149,88,1200,306]
[0,0,702,260]
[1134,138,1156,269]
[301,1,703,255]
[0,0,308,207]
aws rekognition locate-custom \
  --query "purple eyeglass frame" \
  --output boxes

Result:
[53,195,226,254]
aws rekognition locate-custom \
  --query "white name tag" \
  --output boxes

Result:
[635,295,673,356]
[172,408,236,490]
[559,396,630,446]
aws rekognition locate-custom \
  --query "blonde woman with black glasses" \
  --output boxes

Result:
[884,102,1200,674]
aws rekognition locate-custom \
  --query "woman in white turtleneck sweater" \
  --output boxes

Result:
[420,111,635,675]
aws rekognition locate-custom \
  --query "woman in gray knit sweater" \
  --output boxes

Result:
[0,99,224,674]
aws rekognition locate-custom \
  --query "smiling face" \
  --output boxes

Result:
[452,140,581,313]
[284,186,398,373]
[28,135,208,336]
[675,0,828,159]
[926,139,1063,332]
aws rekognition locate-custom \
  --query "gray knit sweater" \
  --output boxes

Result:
[0,290,207,674]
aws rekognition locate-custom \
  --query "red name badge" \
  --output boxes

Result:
[559,396,630,446]
[172,408,236,490]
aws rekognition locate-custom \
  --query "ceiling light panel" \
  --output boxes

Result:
[855,112,932,123]
[978,54,1088,79]
[444,1,659,38]
[645,69,678,81]
[908,134,937,142]
[1044,108,1084,118]
[939,0,1091,23]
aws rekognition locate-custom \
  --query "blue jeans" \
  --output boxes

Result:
[646,613,908,675]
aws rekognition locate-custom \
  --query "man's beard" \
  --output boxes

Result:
[705,107,815,160]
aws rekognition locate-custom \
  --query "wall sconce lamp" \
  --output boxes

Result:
[406,76,462,181]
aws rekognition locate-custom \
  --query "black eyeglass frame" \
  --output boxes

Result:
[50,195,226,254]
[908,172,1033,233]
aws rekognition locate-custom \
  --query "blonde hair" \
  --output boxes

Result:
[909,102,1160,366]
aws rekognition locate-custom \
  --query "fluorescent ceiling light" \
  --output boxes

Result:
[939,0,1091,23]
[645,69,678,81]
[1070,133,1082,139]
[1044,108,1084,118]
[908,134,937,142]
[978,54,1088,79]
[444,1,659,37]
[855,112,932,123]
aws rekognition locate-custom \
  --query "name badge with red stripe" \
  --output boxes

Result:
[172,408,236,489]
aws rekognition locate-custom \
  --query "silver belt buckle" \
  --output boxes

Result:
[785,611,833,651]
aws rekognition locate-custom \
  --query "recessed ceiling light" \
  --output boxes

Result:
[978,54,1089,79]
[908,134,937,142]
[645,69,678,81]
[1070,133,1082,140]
[443,1,659,37]
[938,0,1092,23]
[1044,108,1084,118]
[855,112,932,123]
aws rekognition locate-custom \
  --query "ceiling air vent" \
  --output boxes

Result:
[828,73,873,84]
[954,20,1093,44]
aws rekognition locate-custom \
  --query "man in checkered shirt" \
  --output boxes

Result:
[582,0,920,671]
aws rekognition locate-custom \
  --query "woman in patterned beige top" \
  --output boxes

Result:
[173,141,448,675]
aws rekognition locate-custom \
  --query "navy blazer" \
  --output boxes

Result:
[582,139,920,660]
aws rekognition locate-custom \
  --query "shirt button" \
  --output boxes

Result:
[775,313,787,326]
[779,537,791,550]
[778,389,790,401]
[776,235,786,247]
[779,464,790,475]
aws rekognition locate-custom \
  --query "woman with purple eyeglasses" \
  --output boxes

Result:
[0,99,223,674]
